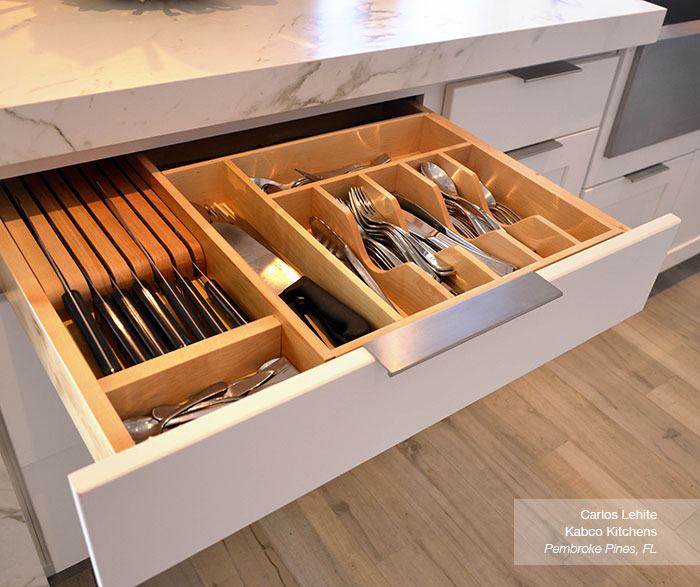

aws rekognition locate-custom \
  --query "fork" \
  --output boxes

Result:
[350,186,455,277]
[309,216,395,308]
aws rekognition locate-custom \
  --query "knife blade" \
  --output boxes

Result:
[210,221,371,346]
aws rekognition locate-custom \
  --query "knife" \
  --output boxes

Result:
[210,221,371,346]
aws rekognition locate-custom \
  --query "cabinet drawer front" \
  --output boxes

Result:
[69,214,677,587]
[505,128,598,196]
[581,153,693,228]
[443,54,618,152]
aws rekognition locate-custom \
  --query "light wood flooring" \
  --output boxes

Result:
[54,255,700,587]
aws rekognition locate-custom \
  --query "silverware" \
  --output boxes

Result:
[250,176,310,193]
[420,162,498,234]
[295,153,391,182]
[390,190,515,276]
[482,185,522,224]
[251,153,391,194]
[203,203,371,346]
[151,357,299,426]
[309,216,395,308]
[348,186,454,278]
[123,358,295,442]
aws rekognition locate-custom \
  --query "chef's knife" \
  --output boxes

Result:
[211,222,371,346]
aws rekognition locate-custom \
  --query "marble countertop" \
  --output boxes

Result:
[0,0,665,175]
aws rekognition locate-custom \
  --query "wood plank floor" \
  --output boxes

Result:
[55,255,700,587]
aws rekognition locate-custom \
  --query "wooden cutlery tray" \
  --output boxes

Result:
[0,111,625,459]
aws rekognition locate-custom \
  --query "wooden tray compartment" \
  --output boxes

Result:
[228,114,466,190]
[361,161,543,269]
[160,158,402,344]
[442,144,620,241]
[314,171,508,299]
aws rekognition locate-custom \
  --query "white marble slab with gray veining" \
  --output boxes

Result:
[0,0,665,173]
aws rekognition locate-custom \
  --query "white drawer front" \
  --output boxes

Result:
[69,215,678,587]
[582,153,693,228]
[442,54,619,152]
[505,128,598,196]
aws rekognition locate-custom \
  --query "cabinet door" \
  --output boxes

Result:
[581,153,693,229]
[505,129,598,195]
[662,149,700,269]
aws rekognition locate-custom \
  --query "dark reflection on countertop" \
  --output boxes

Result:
[61,0,275,16]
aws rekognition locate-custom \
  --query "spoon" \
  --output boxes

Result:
[420,162,500,234]
[250,176,310,193]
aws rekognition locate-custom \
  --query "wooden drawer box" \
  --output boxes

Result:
[0,111,678,586]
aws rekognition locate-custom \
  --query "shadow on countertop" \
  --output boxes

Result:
[61,0,276,16]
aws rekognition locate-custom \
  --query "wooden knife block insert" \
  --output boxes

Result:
[0,157,329,427]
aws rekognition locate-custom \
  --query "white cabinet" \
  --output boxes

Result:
[581,153,693,229]
[505,128,598,196]
[662,149,700,270]
[442,54,618,152]
[0,297,90,574]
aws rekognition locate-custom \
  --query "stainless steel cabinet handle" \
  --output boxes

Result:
[364,273,562,376]
[506,139,564,161]
[508,61,582,83]
[624,163,670,183]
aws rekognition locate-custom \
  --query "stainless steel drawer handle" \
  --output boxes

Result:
[364,272,562,376]
[508,61,582,83]
[506,139,564,161]
[624,163,670,183]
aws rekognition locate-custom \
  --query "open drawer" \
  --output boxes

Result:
[0,111,678,586]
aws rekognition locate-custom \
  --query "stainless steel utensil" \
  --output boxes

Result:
[389,190,515,276]
[250,176,310,193]
[122,357,297,442]
[309,216,395,308]
[482,186,522,224]
[151,357,294,421]
[203,203,371,346]
[419,162,498,234]
[349,186,455,278]
[295,153,391,182]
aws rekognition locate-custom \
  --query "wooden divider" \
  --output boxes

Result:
[101,316,283,419]
[41,169,134,290]
[1,177,89,301]
[24,173,113,295]
[59,166,156,286]
[228,114,465,187]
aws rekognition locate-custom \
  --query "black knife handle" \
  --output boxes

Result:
[94,295,149,366]
[175,274,226,336]
[132,280,190,350]
[391,192,447,234]
[160,279,209,342]
[112,288,166,358]
[280,276,371,346]
[62,290,122,376]
[205,279,248,327]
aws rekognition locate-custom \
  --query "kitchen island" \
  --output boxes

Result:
[0,1,669,585]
